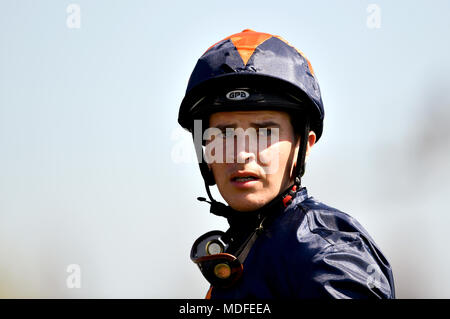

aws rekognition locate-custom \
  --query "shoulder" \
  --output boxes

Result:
[294,196,376,248]
[275,192,395,298]
[276,190,374,251]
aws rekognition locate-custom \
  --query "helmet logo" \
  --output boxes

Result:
[226,90,249,101]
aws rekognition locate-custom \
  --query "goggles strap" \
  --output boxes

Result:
[233,215,269,263]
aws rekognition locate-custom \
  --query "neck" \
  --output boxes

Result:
[202,182,299,221]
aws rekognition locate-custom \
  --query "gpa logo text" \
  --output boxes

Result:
[226,90,250,101]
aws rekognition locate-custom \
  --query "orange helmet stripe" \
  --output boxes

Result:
[229,29,273,65]
[205,29,273,66]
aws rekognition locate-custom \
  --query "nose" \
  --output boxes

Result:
[234,133,257,164]
[236,149,256,164]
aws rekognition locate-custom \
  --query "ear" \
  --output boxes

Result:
[305,131,317,159]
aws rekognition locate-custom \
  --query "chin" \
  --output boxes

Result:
[225,193,269,212]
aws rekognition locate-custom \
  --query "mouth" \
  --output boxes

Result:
[231,176,259,182]
[230,171,261,187]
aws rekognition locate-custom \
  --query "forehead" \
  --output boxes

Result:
[209,110,291,125]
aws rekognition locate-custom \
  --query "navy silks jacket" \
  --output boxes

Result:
[209,187,395,299]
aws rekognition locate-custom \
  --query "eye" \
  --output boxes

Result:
[258,128,272,137]
[219,129,235,139]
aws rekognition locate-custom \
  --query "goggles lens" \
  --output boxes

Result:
[190,230,243,288]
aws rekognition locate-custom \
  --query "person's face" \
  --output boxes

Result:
[207,110,315,212]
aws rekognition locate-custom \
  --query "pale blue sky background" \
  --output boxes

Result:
[1,0,450,298]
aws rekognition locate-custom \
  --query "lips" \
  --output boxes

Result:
[233,176,258,182]
[230,171,261,184]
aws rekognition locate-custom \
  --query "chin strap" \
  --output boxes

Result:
[296,117,310,181]
[197,178,300,220]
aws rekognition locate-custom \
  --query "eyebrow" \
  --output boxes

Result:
[214,121,281,131]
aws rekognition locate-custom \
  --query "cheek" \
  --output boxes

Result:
[258,142,292,176]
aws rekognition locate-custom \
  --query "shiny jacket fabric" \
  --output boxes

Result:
[209,187,395,299]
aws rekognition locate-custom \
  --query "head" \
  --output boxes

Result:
[178,29,325,213]
[206,109,316,212]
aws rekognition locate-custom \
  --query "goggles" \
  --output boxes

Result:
[190,230,244,288]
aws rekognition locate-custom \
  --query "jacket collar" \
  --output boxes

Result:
[290,187,309,207]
